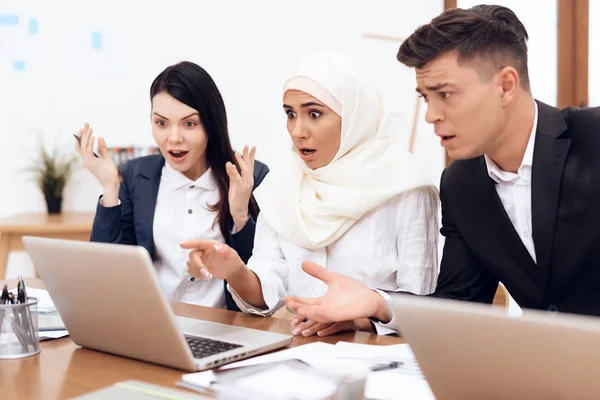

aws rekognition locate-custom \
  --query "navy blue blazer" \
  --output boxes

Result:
[90,154,269,311]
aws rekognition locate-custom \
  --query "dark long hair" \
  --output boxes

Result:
[149,61,258,241]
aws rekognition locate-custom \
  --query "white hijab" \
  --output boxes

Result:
[254,52,435,250]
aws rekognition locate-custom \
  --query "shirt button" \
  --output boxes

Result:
[547,305,560,313]
[188,209,193,214]
[190,185,195,189]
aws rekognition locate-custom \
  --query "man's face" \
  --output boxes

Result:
[416,52,507,160]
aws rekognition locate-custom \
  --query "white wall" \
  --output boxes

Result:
[0,0,446,220]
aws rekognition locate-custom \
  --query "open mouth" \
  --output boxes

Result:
[300,149,316,155]
[169,150,189,160]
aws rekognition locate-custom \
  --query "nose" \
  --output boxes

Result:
[290,118,309,140]
[167,126,184,143]
[424,102,444,125]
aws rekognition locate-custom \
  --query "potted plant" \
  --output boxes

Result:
[28,141,78,214]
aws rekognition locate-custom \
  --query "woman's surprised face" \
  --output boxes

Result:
[283,90,341,170]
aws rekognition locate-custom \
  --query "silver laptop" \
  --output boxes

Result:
[22,236,292,372]
[390,294,600,400]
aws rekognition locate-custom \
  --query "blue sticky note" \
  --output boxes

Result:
[13,60,26,71]
[0,15,19,26]
[92,31,102,49]
[29,18,39,35]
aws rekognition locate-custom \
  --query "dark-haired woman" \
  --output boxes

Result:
[74,61,268,310]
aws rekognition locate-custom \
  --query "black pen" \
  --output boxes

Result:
[370,361,403,372]
[0,285,6,333]
[73,134,100,158]
[1,285,8,304]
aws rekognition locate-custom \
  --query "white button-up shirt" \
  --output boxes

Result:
[153,164,227,308]
[484,102,538,263]
[229,187,440,320]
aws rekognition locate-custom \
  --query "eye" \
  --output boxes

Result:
[418,94,429,103]
[155,120,167,127]
[286,110,297,119]
[440,92,452,100]
[184,121,197,128]
[309,110,322,119]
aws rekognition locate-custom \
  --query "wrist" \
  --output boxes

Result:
[102,180,119,193]
[225,260,248,283]
[372,291,392,323]
[231,212,249,232]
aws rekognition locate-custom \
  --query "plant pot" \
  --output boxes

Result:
[45,196,63,214]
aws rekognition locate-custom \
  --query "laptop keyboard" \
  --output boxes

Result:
[185,335,243,359]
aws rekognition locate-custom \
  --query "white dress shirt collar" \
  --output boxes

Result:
[163,163,218,191]
[484,101,538,183]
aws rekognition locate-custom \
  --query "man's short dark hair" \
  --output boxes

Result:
[397,5,530,90]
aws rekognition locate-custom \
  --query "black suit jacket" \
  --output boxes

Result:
[433,100,600,316]
[90,154,269,311]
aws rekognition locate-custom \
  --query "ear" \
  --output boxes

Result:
[497,66,520,105]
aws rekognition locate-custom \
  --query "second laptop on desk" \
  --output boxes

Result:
[22,236,292,372]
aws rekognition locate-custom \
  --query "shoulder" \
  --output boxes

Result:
[120,154,164,181]
[561,106,600,140]
[252,159,270,188]
[441,158,482,192]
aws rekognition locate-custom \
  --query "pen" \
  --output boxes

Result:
[0,286,6,332]
[17,276,37,345]
[1,285,8,304]
[8,293,29,352]
[73,134,100,158]
[370,361,403,372]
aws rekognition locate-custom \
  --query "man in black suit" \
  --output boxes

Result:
[285,4,600,331]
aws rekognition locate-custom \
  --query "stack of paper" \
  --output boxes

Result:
[180,342,436,400]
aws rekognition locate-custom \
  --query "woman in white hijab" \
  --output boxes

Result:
[182,52,439,336]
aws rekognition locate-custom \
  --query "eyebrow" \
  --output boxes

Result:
[153,112,199,120]
[415,83,453,93]
[282,102,326,109]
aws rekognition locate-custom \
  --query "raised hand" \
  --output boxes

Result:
[74,123,119,197]
[226,145,256,232]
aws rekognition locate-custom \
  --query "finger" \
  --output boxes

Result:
[234,152,249,175]
[294,305,329,323]
[87,133,95,158]
[286,296,321,307]
[180,239,220,250]
[301,261,334,285]
[187,258,212,280]
[317,321,352,337]
[226,162,242,183]
[97,137,110,158]
[80,124,90,155]
[74,129,84,153]
[301,322,333,337]
[242,145,249,163]
[248,146,256,173]
[286,300,323,323]
[292,319,319,336]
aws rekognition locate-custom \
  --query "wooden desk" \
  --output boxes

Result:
[0,212,95,279]
[0,279,402,399]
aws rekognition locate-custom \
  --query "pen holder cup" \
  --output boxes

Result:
[0,297,40,359]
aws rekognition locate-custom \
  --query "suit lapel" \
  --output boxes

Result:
[134,156,164,259]
[531,101,570,284]
[469,160,539,281]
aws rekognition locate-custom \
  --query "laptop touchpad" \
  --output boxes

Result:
[177,317,246,337]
